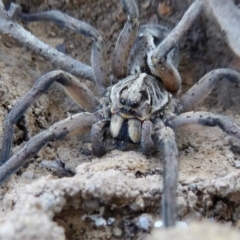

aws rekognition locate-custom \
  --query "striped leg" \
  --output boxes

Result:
[0,112,98,185]
[180,69,240,112]
[17,9,110,92]
[156,126,178,227]
[112,0,139,80]
[0,70,98,165]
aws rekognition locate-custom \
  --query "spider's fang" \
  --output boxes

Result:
[110,114,124,139]
[128,118,141,143]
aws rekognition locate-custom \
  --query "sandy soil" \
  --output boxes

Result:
[0,0,240,239]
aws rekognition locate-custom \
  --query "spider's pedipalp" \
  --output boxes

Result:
[18,9,110,92]
[148,55,182,93]
[180,69,240,112]
[91,120,110,157]
[156,126,178,228]
[112,0,139,80]
[0,70,98,165]
[128,24,178,75]
[141,120,154,155]
[147,0,203,93]
[169,111,240,140]
[0,112,97,185]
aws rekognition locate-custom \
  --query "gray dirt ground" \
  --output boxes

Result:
[1,0,240,239]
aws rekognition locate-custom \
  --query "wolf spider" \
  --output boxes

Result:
[0,0,240,228]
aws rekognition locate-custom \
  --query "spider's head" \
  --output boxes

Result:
[109,73,169,143]
[110,73,169,120]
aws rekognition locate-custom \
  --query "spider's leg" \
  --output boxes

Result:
[0,70,98,165]
[169,111,240,140]
[156,126,178,227]
[17,9,110,92]
[152,0,203,62]
[180,69,240,112]
[91,120,110,157]
[0,112,98,185]
[148,0,203,93]
[112,0,139,80]
[0,2,94,81]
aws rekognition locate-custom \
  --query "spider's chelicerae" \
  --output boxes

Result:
[1,0,240,228]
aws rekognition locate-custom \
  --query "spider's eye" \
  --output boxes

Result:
[120,98,126,105]
[131,101,139,108]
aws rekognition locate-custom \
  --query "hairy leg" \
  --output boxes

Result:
[0,70,98,165]
[156,126,178,227]
[17,8,110,91]
[0,2,94,81]
[169,111,240,140]
[0,112,98,185]
[112,0,139,80]
[180,69,240,112]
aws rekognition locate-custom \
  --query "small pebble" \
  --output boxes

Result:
[154,220,188,228]
[113,227,122,237]
[107,218,115,225]
[21,171,34,179]
[234,160,240,168]
[134,214,153,231]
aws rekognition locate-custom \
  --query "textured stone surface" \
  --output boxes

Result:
[1,152,240,239]
[150,221,240,240]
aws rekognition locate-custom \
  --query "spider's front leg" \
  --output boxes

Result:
[141,119,178,227]
[0,2,94,81]
[0,70,99,167]
[155,125,179,227]
[16,6,110,92]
